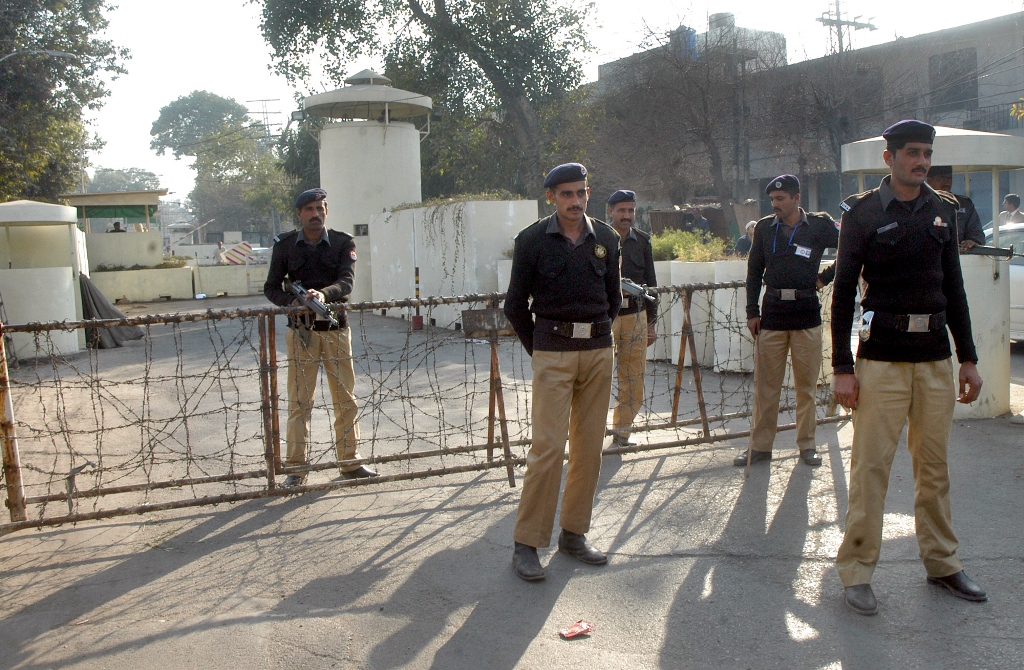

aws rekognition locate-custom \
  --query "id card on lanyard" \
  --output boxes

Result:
[772,221,802,255]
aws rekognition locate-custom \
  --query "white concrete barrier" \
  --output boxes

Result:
[193,265,269,298]
[0,267,80,357]
[86,232,162,269]
[953,255,1010,419]
[713,260,753,372]
[669,261,716,367]
[89,268,193,302]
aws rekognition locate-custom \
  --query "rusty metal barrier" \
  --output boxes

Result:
[0,283,847,534]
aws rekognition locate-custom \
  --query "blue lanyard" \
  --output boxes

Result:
[772,220,802,255]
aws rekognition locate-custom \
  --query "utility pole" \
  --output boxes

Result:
[816,0,876,54]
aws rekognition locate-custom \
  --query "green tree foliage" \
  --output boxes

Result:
[87,167,161,193]
[0,0,127,202]
[151,92,294,238]
[256,0,591,194]
[150,91,250,158]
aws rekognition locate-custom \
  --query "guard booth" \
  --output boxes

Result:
[841,126,1024,419]
[59,189,168,233]
[0,200,88,357]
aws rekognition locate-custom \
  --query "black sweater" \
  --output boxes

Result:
[746,210,839,331]
[831,177,977,374]
[504,214,621,354]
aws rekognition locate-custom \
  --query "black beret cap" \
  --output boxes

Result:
[927,165,953,178]
[294,188,328,209]
[882,119,935,144]
[765,174,800,195]
[543,163,588,189]
[607,189,636,206]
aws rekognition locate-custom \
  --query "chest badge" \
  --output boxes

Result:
[594,244,607,259]
[349,249,358,260]
[933,217,948,228]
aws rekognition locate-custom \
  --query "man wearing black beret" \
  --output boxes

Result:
[737,174,838,469]
[926,165,984,250]
[264,188,377,487]
[504,163,621,581]
[832,120,985,614]
[607,189,658,447]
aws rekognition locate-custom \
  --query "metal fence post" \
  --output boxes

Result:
[257,316,276,491]
[0,326,27,522]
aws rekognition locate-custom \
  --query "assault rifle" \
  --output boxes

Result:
[621,278,657,305]
[289,281,339,328]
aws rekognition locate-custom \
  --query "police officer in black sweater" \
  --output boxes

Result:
[504,162,621,581]
[831,120,985,615]
[737,174,838,468]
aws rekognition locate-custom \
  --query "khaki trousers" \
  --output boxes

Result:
[513,347,614,548]
[285,327,362,471]
[836,358,962,587]
[612,311,649,436]
[749,326,822,454]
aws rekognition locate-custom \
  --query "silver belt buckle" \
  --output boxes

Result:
[907,314,930,333]
[780,289,796,301]
[572,322,593,338]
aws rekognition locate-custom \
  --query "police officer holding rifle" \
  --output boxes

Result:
[264,188,377,487]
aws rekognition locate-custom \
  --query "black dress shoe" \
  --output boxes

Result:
[845,584,878,615]
[282,474,306,488]
[800,449,822,466]
[733,450,772,467]
[558,530,608,565]
[613,435,637,447]
[342,466,379,480]
[513,542,545,581]
[928,571,988,602]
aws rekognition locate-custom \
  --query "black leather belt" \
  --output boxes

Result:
[873,310,946,332]
[535,317,612,339]
[766,287,817,300]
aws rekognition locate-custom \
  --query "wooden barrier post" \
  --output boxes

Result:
[670,289,710,437]
[257,316,276,491]
[463,304,516,487]
[267,314,282,468]
[0,326,27,522]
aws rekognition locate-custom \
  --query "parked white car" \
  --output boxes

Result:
[985,223,1024,340]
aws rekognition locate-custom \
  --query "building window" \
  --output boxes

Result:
[929,48,978,113]
[354,224,369,236]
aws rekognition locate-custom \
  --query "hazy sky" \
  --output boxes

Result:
[86,0,1017,201]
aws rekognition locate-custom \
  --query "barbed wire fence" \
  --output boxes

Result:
[0,282,847,534]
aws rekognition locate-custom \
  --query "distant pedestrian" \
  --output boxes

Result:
[109,221,126,233]
[734,221,756,256]
[691,207,710,236]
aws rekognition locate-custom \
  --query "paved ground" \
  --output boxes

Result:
[0,300,1022,669]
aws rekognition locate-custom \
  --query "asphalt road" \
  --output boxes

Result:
[0,300,1021,669]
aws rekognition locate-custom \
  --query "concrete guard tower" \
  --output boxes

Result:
[303,70,432,302]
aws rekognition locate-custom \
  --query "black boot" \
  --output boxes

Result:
[558,530,608,565]
[513,542,545,581]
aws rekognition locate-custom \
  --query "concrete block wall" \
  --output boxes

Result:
[85,232,162,269]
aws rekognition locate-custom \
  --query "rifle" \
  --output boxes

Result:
[960,244,1018,259]
[289,281,339,328]
[621,278,657,304]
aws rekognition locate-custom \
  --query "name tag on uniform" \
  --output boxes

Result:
[794,245,812,258]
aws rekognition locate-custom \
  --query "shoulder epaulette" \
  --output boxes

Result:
[328,228,354,241]
[273,229,298,244]
[935,190,959,208]
[514,217,548,240]
[839,190,873,213]
[756,214,775,226]
[633,228,653,241]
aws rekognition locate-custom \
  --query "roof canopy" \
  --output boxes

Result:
[0,200,78,226]
[841,126,1024,174]
[304,69,432,120]
[58,189,167,222]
